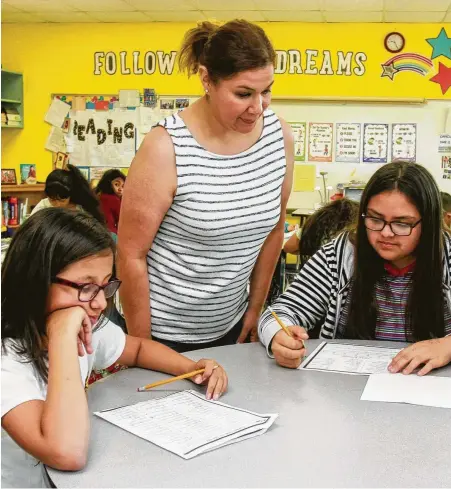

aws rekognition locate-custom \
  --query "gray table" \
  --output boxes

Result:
[48,340,451,488]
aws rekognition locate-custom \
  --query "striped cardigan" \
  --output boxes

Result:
[259,232,451,353]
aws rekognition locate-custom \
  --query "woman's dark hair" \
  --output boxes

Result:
[178,19,276,83]
[45,164,104,223]
[346,162,444,341]
[95,169,126,195]
[1,208,115,383]
[299,198,359,265]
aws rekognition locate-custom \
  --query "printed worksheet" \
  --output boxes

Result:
[95,390,278,459]
[299,342,402,375]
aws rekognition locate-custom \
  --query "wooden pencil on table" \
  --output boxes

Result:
[137,368,208,392]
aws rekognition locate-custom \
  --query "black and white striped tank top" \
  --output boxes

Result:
[148,109,286,343]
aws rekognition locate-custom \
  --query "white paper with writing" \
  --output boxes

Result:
[95,390,278,459]
[299,342,402,375]
[44,98,71,128]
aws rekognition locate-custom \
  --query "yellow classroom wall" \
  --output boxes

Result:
[1,22,450,178]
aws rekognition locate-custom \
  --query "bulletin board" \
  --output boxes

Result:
[47,92,194,181]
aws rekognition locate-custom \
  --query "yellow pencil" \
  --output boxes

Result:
[137,368,213,392]
[269,306,305,348]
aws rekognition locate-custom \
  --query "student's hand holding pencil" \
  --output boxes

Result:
[271,326,308,368]
[268,307,309,368]
[265,308,306,369]
[190,358,228,401]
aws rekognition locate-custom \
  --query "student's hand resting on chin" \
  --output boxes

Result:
[271,326,309,369]
[191,359,228,401]
[388,336,451,375]
[46,306,93,357]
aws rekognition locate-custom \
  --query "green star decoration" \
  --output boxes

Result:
[426,27,451,60]
[381,62,399,80]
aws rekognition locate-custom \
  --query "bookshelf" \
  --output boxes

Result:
[1,70,24,129]
[1,184,45,234]
[1,184,45,206]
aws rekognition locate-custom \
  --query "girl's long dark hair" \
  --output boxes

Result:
[95,169,126,195]
[346,162,445,341]
[45,164,105,223]
[299,198,359,264]
[1,208,115,383]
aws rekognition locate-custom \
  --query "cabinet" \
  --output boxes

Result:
[1,70,24,129]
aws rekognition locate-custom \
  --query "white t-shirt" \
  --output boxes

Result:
[30,199,82,216]
[1,320,126,488]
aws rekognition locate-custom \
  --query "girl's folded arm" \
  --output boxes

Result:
[2,324,90,471]
[2,398,86,471]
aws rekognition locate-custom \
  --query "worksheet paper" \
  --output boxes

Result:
[44,98,71,128]
[119,89,140,108]
[299,342,402,375]
[361,373,451,409]
[95,390,278,459]
[45,126,67,153]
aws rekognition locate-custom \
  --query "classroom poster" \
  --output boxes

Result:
[89,166,129,182]
[439,134,451,153]
[335,123,361,163]
[363,123,389,163]
[308,123,333,162]
[19,163,37,184]
[391,123,417,163]
[441,155,451,180]
[66,109,137,168]
[289,122,306,161]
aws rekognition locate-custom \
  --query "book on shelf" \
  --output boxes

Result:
[2,106,22,126]
[1,197,28,227]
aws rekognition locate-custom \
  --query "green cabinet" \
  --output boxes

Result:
[1,70,23,129]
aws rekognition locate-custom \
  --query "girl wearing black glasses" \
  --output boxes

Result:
[259,162,451,374]
[1,208,227,488]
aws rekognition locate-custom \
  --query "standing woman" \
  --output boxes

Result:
[118,20,294,351]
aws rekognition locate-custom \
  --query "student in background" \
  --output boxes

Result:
[118,19,293,351]
[95,169,126,239]
[31,164,104,223]
[283,199,359,256]
[260,162,451,374]
[1,208,227,488]
[441,191,451,231]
